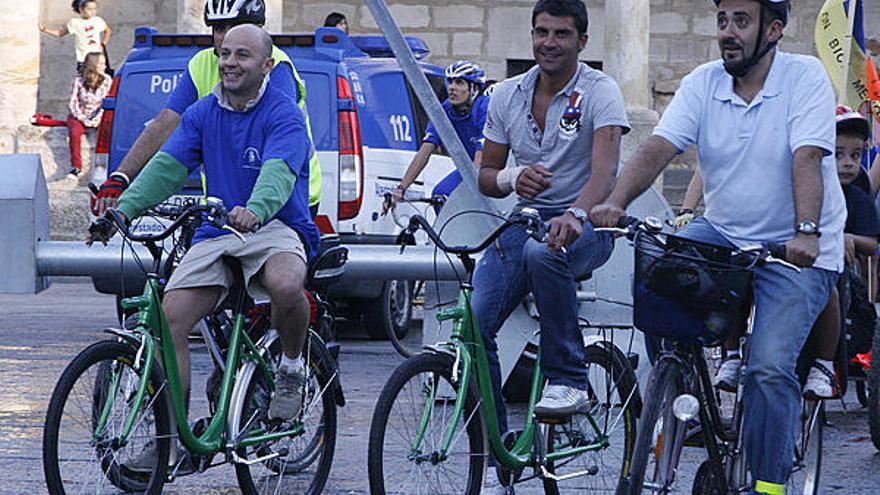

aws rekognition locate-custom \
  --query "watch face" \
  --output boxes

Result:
[798,222,818,234]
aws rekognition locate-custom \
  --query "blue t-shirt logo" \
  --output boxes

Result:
[243,147,262,170]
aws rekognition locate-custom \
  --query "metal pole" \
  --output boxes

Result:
[363,0,493,210]
[838,0,859,105]
[34,241,465,281]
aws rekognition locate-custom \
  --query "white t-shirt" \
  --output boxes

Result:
[654,51,846,272]
[66,16,107,63]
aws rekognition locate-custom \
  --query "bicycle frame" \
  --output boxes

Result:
[414,286,611,471]
[93,274,301,457]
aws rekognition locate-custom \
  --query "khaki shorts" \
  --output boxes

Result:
[165,220,307,303]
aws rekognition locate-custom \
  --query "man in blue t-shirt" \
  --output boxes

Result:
[387,60,489,208]
[90,24,318,425]
[91,0,321,217]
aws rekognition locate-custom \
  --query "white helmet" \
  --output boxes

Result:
[204,0,265,27]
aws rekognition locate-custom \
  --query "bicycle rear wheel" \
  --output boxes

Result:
[622,359,687,495]
[234,331,337,495]
[785,399,822,495]
[368,352,486,494]
[43,340,171,495]
[542,343,639,493]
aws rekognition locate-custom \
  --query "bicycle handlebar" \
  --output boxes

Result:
[598,215,795,271]
[90,197,244,244]
[402,208,546,256]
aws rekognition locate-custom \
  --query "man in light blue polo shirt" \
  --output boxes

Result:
[477,0,630,432]
[592,0,844,492]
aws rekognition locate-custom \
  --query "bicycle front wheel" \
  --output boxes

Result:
[368,352,486,494]
[785,399,823,495]
[622,359,687,495]
[234,331,337,495]
[542,343,639,493]
[43,340,172,495]
[868,323,880,450]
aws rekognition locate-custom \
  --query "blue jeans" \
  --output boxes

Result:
[676,218,837,486]
[471,209,613,433]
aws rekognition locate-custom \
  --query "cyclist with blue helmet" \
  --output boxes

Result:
[388,60,489,209]
[593,1,846,493]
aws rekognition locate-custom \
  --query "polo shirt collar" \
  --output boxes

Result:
[713,49,784,104]
[213,73,271,112]
[516,63,584,97]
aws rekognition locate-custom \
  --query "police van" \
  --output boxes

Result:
[93,26,457,338]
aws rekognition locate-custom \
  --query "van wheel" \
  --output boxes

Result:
[363,280,412,342]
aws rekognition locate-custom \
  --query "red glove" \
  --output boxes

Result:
[90,171,130,216]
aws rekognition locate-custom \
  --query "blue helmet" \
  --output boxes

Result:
[445,61,486,87]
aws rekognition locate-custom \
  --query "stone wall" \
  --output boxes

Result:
[34,1,880,118]
[37,0,177,118]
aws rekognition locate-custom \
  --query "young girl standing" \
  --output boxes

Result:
[66,52,111,177]
[39,0,112,73]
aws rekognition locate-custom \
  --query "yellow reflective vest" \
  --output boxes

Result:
[187,47,322,207]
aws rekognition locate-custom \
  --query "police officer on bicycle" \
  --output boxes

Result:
[591,1,845,493]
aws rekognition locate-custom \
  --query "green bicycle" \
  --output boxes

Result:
[42,201,343,494]
[367,209,641,493]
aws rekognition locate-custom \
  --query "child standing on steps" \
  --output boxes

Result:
[39,0,113,74]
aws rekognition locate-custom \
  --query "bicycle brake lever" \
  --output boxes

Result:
[222,225,247,243]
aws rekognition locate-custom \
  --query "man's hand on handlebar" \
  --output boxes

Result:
[589,202,626,228]
[228,206,260,233]
[382,188,405,216]
[546,212,582,254]
[86,210,127,246]
[784,234,819,268]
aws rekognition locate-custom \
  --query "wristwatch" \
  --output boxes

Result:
[566,207,588,225]
[796,221,820,237]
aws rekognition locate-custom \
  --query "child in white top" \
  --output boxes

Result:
[39,0,112,73]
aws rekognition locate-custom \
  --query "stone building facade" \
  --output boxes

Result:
[33,1,880,118]
[2,0,878,238]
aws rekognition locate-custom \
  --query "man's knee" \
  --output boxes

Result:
[163,287,221,340]
[522,238,557,271]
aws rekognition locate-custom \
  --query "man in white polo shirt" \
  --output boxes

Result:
[591,0,845,493]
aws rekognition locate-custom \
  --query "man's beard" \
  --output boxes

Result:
[720,40,752,77]
[723,57,753,78]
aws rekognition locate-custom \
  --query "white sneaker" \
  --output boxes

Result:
[803,363,836,399]
[534,384,589,418]
[714,357,741,392]
[268,363,305,420]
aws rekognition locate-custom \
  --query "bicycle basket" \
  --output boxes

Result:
[632,231,755,346]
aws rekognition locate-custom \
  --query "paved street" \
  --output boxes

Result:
[2,283,880,494]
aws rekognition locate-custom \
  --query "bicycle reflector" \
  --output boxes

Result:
[673,394,700,422]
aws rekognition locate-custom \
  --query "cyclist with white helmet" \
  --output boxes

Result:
[592,0,846,492]
[91,0,322,217]
[388,60,489,209]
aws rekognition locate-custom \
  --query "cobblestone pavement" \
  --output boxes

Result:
[2,283,880,494]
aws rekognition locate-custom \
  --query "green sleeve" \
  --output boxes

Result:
[246,159,297,224]
[117,151,190,221]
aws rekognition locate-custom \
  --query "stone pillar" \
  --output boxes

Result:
[178,0,209,34]
[604,0,651,109]
[0,0,41,152]
[264,0,283,33]
[179,0,283,34]
[604,0,661,185]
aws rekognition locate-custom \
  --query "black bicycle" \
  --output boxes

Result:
[611,217,824,495]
